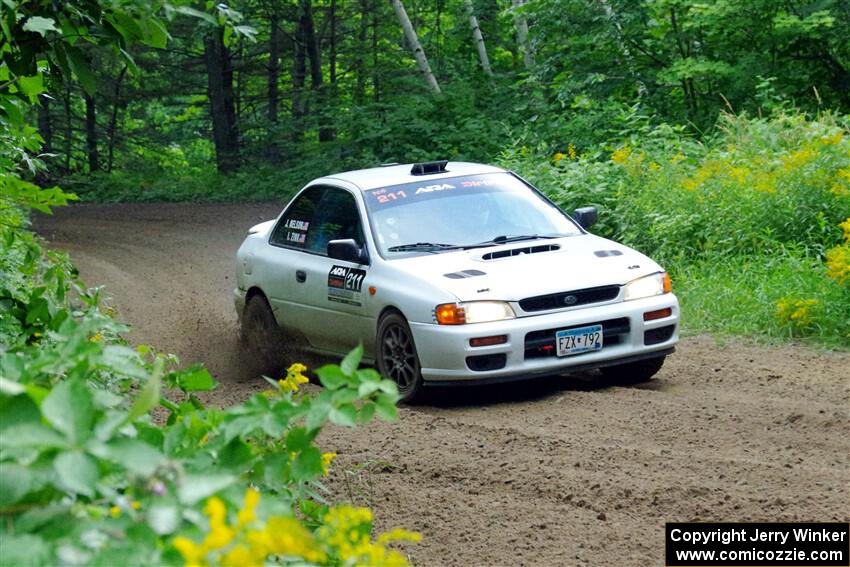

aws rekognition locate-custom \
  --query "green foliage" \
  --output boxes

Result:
[673,252,850,347]
[0,223,414,564]
[1,1,418,564]
[499,110,850,346]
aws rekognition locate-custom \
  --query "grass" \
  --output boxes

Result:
[672,252,850,349]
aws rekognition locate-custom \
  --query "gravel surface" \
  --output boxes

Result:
[35,203,850,567]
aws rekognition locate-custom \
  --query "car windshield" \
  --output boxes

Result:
[363,172,582,257]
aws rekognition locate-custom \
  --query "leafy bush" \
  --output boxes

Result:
[1,211,418,565]
[499,111,850,346]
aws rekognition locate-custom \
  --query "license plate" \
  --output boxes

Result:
[556,324,603,357]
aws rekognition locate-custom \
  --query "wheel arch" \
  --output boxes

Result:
[245,286,268,304]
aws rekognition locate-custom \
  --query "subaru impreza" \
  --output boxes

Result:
[235,161,679,402]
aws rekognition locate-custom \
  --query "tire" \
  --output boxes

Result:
[240,294,286,378]
[599,355,665,384]
[376,313,424,404]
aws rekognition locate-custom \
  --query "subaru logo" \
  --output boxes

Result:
[563,295,578,306]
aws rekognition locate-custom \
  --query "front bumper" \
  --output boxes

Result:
[409,293,679,383]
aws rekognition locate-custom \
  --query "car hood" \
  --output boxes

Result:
[389,234,663,302]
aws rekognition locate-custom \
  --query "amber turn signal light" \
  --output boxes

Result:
[662,273,672,294]
[435,303,466,325]
[643,307,672,321]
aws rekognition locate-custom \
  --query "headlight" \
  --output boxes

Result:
[623,272,672,301]
[435,301,516,325]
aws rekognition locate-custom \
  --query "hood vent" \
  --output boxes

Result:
[594,250,623,257]
[444,269,486,279]
[482,244,560,260]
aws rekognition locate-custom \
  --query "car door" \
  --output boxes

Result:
[263,186,322,337]
[278,185,372,354]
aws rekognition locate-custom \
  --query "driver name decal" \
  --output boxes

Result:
[328,265,366,306]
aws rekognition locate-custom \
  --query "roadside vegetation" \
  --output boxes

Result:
[499,110,850,347]
[1,3,416,566]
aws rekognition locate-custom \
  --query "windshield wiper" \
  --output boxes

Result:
[461,234,559,250]
[387,242,459,253]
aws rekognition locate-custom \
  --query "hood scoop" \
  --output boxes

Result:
[482,243,560,261]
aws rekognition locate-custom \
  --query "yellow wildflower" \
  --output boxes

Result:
[219,543,254,567]
[321,452,337,476]
[131,500,141,510]
[671,152,686,164]
[753,174,776,193]
[611,145,631,165]
[377,528,423,545]
[567,143,577,159]
[727,166,749,184]
[781,146,816,171]
[255,516,326,562]
[237,488,260,527]
[552,151,565,163]
[279,362,309,393]
[775,298,818,328]
[839,218,850,242]
[90,332,104,343]
[203,497,235,551]
[825,245,850,285]
[109,505,121,518]
[821,131,844,145]
[173,536,206,567]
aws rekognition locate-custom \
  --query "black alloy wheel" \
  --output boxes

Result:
[376,312,424,403]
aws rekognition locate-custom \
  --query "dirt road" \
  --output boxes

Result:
[35,203,850,567]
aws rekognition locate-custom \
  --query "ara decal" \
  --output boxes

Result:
[327,265,367,306]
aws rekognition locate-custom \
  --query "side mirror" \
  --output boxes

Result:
[573,206,598,229]
[327,239,369,264]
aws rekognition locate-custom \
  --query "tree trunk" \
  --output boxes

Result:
[204,30,240,173]
[63,85,72,172]
[512,0,533,70]
[84,93,99,172]
[106,66,127,173]
[299,0,335,141]
[355,0,369,103]
[292,16,308,144]
[372,5,380,101]
[463,0,493,76]
[268,6,282,162]
[37,96,52,154]
[391,0,441,93]
[329,0,337,84]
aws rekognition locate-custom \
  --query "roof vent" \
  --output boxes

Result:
[411,160,448,175]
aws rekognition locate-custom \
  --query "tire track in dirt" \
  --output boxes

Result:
[35,203,850,567]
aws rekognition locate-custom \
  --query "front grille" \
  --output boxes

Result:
[524,317,630,359]
[519,285,620,312]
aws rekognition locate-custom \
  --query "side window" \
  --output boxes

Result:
[270,187,321,248]
[304,188,364,255]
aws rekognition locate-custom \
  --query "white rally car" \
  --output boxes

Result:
[235,161,679,402]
